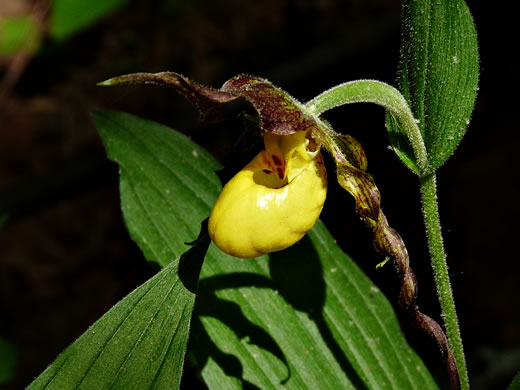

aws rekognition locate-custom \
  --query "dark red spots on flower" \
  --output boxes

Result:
[277,167,284,180]
[272,155,282,166]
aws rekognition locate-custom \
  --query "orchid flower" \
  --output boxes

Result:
[99,71,460,389]
[209,128,327,258]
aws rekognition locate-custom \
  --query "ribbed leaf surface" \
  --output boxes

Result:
[387,0,479,172]
[30,111,438,389]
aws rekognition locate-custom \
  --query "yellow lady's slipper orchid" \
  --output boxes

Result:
[208,129,327,258]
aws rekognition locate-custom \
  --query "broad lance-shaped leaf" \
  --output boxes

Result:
[94,109,222,267]
[387,0,479,172]
[28,255,198,389]
[89,111,436,388]
[27,111,217,390]
[30,111,438,388]
[195,221,440,389]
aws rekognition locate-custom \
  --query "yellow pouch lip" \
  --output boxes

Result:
[208,129,327,259]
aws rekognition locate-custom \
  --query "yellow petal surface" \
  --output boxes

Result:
[208,131,327,258]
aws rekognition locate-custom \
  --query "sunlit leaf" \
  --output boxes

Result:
[92,111,437,388]
[93,110,221,267]
[30,111,438,388]
[27,255,197,389]
[387,0,479,172]
[192,221,439,389]
[27,110,213,390]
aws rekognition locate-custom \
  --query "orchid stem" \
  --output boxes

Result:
[419,172,469,390]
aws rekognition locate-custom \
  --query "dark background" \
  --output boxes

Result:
[1,0,517,389]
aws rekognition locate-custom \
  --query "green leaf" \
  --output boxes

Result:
[93,110,222,267]
[28,255,198,389]
[388,0,479,172]
[27,111,213,389]
[195,222,438,389]
[50,0,130,41]
[93,111,437,388]
[509,371,520,390]
[31,111,438,388]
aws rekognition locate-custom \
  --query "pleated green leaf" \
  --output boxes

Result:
[31,111,438,388]
[106,111,437,388]
[28,256,196,389]
[27,111,214,389]
[93,110,221,267]
[387,0,479,172]
[194,221,439,389]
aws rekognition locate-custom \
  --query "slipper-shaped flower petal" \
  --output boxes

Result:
[209,129,327,258]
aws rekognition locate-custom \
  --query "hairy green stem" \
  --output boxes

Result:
[420,173,469,390]
[305,80,429,173]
